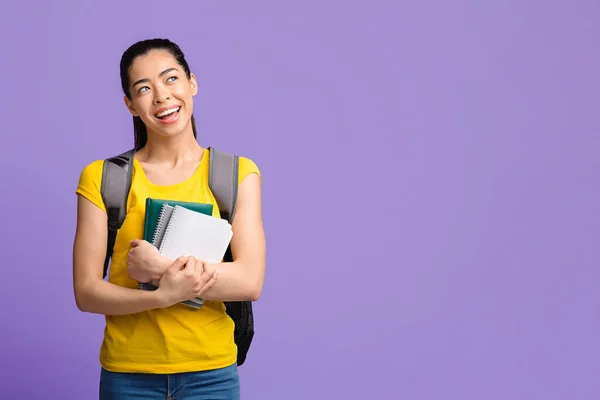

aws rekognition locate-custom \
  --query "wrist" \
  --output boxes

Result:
[155,255,172,273]
[152,286,174,308]
[147,254,172,281]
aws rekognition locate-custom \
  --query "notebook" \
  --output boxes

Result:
[143,198,214,245]
[158,205,233,263]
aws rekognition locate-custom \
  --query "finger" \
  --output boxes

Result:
[198,270,219,297]
[168,256,189,275]
[198,263,214,283]
[183,256,196,277]
[196,259,206,275]
[130,239,141,247]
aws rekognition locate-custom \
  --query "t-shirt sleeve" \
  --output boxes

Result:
[238,156,261,185]
[76,159,107,212]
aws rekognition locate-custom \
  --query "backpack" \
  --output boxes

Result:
[99,146,255,367]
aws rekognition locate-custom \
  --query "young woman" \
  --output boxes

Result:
[72,38,266,399]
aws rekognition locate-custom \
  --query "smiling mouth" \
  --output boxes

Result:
[154,106,181,119]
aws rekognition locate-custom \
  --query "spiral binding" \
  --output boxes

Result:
[157,204,181,254]
[152,203,173,247]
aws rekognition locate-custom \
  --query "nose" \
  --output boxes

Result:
[153,86,171,104]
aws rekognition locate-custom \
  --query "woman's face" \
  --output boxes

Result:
[124,49,198,138]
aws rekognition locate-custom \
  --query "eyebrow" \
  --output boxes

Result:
[132,67,179,88]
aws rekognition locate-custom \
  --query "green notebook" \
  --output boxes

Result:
[143,197,214,245]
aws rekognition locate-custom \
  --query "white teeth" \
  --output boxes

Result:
[155,107,180,117]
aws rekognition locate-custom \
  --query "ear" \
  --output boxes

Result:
[189,73,198,96]
[123,96,139,117]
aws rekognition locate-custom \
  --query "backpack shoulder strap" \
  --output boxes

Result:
[207,147,239,263]
[208,146,239,225]
[100,148,135,278]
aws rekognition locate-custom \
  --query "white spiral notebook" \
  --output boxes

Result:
[158,205,233,262]
[139,204,233,308]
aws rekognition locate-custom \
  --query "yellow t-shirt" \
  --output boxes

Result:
[75,148,260,374]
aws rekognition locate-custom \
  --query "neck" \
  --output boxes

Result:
[141,126,203,165]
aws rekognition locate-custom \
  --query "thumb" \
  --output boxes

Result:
[130,239,141,247]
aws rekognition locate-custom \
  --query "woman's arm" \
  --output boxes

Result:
[201,172,266,301]
[72,195,169,315]
[73,196,218,315]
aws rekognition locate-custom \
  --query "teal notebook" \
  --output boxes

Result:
[143,198,214,245]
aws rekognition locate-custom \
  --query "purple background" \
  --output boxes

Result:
[1,1,599,399]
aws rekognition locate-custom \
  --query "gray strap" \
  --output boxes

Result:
[101,149,134,229]
[208,147,239,224]
[100,149,134,278]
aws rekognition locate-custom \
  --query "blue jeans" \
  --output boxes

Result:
[99,363,240,399]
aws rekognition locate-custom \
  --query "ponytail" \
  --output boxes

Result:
[133,116,147,151]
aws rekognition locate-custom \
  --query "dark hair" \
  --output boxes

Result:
[120,38,197,150]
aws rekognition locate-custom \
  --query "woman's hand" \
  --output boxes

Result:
[156,256,219,306]
[127,239,170,283]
